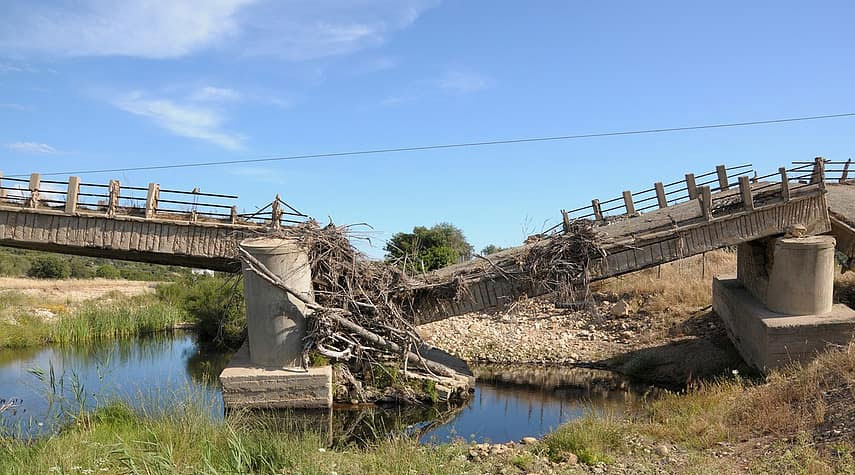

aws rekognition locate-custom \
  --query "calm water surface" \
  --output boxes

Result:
[0,332,651,443]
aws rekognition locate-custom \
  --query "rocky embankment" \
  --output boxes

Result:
[419,296,656,364]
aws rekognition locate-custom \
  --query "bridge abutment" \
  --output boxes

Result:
[220,238,333,409]
[715,234,855,370]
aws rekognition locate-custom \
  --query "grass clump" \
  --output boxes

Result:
[538,417,624,465]
[155,275,245,349]
[0,399,479,474]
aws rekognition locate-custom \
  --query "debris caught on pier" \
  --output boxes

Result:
[238,219,605,403]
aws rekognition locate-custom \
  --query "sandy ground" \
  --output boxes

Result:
[0,277,159,303]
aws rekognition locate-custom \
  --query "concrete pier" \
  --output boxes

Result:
[716,234,855,370]
[220,237,333,409]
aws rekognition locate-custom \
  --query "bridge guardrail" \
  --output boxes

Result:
[0,173,308,228]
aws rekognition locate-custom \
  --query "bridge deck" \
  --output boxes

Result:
[411,181,830,324]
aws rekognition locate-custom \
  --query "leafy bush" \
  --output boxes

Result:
[69,259,95,278]
[26,256,71,279]
[385,223,473,273]
[95,265,121,279]
[157,275,245,348]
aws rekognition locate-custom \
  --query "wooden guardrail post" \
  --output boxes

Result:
[271,194,283,229]
[811,156,826,190]
[716,165,729,191]
[28,173,40,208]
[622,190,635,214]
[779,167,790,202]
[107,179,120,216]
[739,176,754,211]
[841,158,851,184]
[654,182,667,208]
[685,173,698,200]
[65,176,80,214]
[698,185,712,221]
[145,182,159,219]
[591,199,603,222]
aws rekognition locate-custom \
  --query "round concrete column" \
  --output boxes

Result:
[240,237,313,367]
[766,235,836,315]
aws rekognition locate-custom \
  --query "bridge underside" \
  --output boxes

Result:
[412,182,831,324]
[0,207,248,272]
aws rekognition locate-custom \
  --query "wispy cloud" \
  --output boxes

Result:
[0,103,32,111]
[113,91,244,150]
[0,0,437,61]
[436,71,489,93]
[190,86,242,103]
[6,142,58,154]
[381,69,490,106]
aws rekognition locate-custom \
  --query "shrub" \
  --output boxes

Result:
[156,275,245,348]
[69,259,95,278]
[95,265,121,279]
[26,256,71,279]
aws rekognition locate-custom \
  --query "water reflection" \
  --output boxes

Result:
[0,334,652,444]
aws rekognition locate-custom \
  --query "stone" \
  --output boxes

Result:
[522,436,538,445]
[655,444,670,456]
[610,299,630,317]
[565,453,578,464]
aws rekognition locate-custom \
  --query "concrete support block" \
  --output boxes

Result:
[240,237,313,367]
[220,342,332,409]
[766,236,835,315]
[714,276,855,370]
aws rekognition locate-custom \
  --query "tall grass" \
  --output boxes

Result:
[0,295,187,349]
[0,397,476,474]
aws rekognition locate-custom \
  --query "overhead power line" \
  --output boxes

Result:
[12,112,855,177]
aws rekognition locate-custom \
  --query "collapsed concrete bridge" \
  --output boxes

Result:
[4,158,855,407]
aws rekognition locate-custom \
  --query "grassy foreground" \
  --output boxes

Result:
[4,345,855,474]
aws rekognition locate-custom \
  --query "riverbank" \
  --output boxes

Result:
[3,343,855,473]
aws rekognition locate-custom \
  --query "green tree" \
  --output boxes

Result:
[69,259,95,278]
[481,244,506,255]
[385,223,473,273]
[27,256,71,279]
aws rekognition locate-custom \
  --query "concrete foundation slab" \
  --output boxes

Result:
[713,276,855,370]
[220,342,332,409]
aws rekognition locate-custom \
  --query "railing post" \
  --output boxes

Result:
[107,179,120,216]
[145,182,159,219]
[561,209,571,233]
[716,165,729,191]
[779,167,790,202]
[65,176,80,214]
[271,194,283,229]
[698,185,712,221]
[654,182,667,208]
[841,158,851,184]
[622,190,635,215]
[591,199,603,222]
[811,156,826,190]
[231,205,238,224]
[0,171,6,202]
[28,173,41,208]
[739,176,754,211]
[685,173,698,200]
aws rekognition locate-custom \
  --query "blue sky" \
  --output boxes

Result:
[1,1,854,257]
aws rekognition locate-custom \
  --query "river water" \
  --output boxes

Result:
[0,332,652,444]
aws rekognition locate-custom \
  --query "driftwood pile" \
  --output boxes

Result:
[238,220,605,403]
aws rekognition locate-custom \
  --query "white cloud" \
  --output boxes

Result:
[436,71,488,93]
[114,92,244,150]
[0,0,253,59]
[190,86,242,103]
[0,0,438,61]
[0,103,32,111]
[6,142,57,154]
